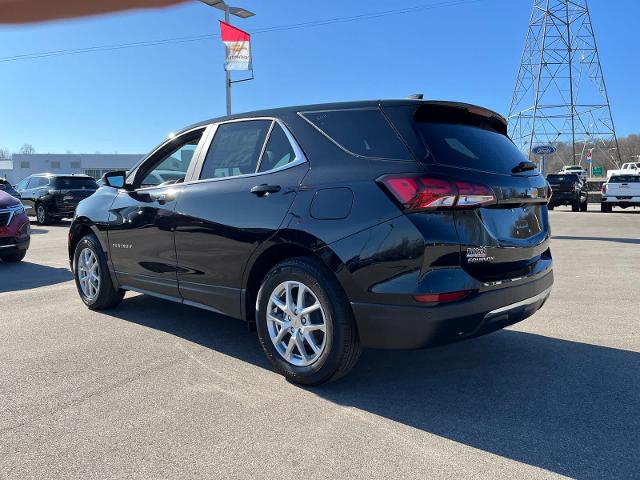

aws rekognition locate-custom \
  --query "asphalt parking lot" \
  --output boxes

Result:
[1,205,638,480]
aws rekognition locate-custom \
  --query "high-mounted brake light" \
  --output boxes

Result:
[380,176,496,211]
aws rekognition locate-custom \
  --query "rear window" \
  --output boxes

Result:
[414,122,528,174]
[300,108,412,160]
[610,175,640,183]
[52,177,98,189]
[547,174,578,182]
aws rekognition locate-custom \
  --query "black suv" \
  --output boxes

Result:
[546,173,589,211]
[69,100,553,385]
[15,174,98,224]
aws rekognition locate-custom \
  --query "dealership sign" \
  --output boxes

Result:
[219,21,251,71]
[532,145,557,156]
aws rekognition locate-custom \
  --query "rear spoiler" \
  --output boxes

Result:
[414,102,508,135]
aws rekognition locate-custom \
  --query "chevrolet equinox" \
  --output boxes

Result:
[69,100,553,385]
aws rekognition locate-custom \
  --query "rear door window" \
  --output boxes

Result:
[300,108,412,160]
[200,120,271,180]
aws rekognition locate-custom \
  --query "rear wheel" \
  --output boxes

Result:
[256,257,361,385]
[0,250,26,262]
[547,204,554,211]
[73,234,124,310]
[601,203,612,213]
[36,203,51,225]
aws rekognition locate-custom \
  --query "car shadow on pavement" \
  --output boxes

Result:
[109,295,638,480]
[553,235,640,245]
[0,262,72,293]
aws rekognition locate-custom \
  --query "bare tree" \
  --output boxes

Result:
[0,148,10,160]
[19,144,35,155]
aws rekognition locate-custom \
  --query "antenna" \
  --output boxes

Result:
[508,0,622,173]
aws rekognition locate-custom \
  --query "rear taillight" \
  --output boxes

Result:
[601,184,606,194]
[380,175,496,212]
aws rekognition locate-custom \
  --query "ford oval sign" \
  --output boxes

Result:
[532,145,557,155]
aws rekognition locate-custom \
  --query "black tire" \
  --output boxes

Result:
[256,257,361,386]
[601,203,612,213]
[580,199,588,212]
[571,200,580,212]
[0,250,26,262]
[73,234,125,310]
[548,204,555,211]
[35,203,51,225]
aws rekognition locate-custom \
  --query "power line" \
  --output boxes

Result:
[0,0,484,63]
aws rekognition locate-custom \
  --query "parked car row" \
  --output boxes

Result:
[13,173,98,224]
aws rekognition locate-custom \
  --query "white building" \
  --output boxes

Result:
[0,153,144,184]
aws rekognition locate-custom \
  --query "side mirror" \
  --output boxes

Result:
[103,171,130,189]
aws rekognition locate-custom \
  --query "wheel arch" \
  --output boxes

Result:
[68,217,110,264]
[241,231,353,326]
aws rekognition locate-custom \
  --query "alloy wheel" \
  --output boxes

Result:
[266,281,327,367]
[77,247,101,301]
[37,206,46,223]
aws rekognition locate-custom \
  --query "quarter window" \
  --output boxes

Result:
[200,120,271,180]
[301,109,412,160]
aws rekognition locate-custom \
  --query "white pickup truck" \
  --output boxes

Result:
[606,162,640,179]
[601,174,640,212]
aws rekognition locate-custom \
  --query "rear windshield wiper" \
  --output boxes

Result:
[512,161,537,174]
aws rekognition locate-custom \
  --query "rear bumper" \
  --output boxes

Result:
[602,196,640,206]
[352,269,553,349]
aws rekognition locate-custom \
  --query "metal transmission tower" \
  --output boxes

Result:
[508,0,621,173]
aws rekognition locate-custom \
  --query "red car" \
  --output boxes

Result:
[0,189,30,262]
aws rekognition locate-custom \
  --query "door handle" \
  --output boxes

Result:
[150,192,174,204]
[250,184,281,197]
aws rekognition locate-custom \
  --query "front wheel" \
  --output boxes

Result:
[571,200,580,212]
[256,257,361,385]
[73,234,124,310]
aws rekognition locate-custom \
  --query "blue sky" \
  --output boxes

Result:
[0,0,638,154]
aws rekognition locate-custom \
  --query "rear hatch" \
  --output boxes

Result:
[383,102,551,283]
[51,177,98,207]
